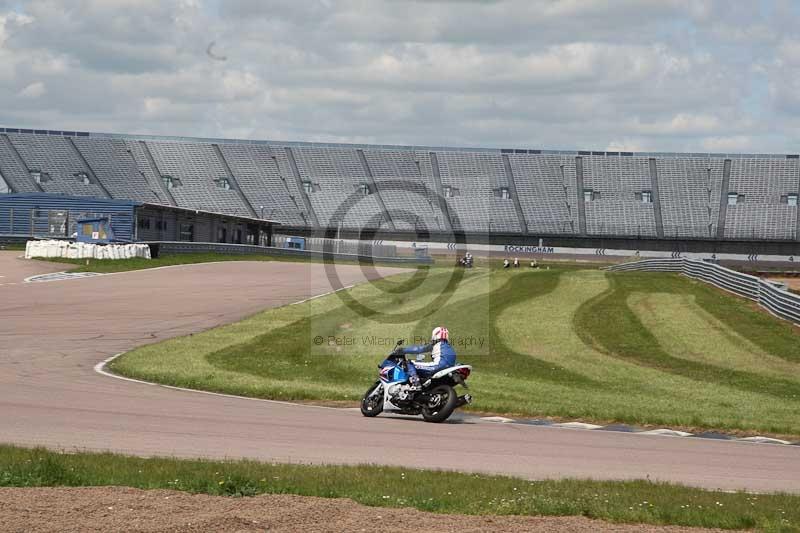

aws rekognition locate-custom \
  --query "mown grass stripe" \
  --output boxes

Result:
[575,274,800,400]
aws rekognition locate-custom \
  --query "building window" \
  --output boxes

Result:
[584,189,600,202]
[495,187,510,200]
[217,226,227,243]
[137,217,152,230]
[302,180,314,194]
[214,177,232,190]
[75,171,91,185]
[781,193,798,207]
[162,175,182,189]
[728,192,743,205]
[443,185,459,198]
[357,183,371,195]
[179,222,194,241]
[637,191,652,203]
[30,170,51,184]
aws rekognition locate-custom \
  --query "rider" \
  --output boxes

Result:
[397,326,456,390]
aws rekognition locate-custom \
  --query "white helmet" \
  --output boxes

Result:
[431,326,449,343]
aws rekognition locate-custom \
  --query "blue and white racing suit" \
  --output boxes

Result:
[402,340,457,381]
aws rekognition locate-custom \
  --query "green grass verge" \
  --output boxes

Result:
[35,251,427,274]
[111,265,800,437]
[1,445,797,531]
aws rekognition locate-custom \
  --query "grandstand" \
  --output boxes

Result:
[1,127,799,251]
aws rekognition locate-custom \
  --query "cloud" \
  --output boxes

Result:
[0,0,796,153]
[18,81,45,98]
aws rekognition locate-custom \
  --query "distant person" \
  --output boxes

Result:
[530,259,539,269]
[503,258,510,269]
[513,257,520,268]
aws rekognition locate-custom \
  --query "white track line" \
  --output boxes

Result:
[93,282,360,411]
[22,259,406,284]
[95,353,348,411]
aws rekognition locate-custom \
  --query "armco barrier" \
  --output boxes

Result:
[147,241,433,265]
[608,258,800,325]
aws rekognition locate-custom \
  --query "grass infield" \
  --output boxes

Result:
[35,251,423,274]
[111,264,800,438]
[0,445,797,531]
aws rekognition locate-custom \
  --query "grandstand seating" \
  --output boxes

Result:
[145,141,253,217]
[435,152,522,233]
[1,129,799,241]
[218,143,306,226]
[363,149,446,232]
[290,146,387,230]
[657,157,724,238]
[509,154,577,234]
[582,155,657,237]
[72,138,161,204]
[725,158,799,240]
[0,134,41,193]
[6,133,109,198]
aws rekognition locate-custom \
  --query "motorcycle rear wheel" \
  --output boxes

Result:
[360,382,384,417]
[421,384,457,423]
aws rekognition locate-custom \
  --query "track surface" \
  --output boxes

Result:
[1,252,798,494]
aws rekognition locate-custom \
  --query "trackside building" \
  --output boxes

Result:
[0,193,277,245]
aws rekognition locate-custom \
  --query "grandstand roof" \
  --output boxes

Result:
[1,126,797,160]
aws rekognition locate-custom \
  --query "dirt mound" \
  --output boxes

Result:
[0,486,721,532]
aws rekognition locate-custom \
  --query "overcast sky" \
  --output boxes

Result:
[1,0,799,153]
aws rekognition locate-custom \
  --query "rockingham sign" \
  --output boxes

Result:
[504,245,555,254]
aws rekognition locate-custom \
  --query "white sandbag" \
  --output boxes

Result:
[25,239,151,261]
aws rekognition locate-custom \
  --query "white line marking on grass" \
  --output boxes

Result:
[739,436,792,445]
[481,416,515,423]
[552,422,604,430]
[94,353,349,411]
[290,284,356,305]
[92,283,362,411]
[638,429,694,437]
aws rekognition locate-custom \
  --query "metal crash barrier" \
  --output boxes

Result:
[608,258,800,325]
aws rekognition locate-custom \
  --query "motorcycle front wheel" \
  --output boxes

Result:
[360,382,384,417]
[421,384,457,423]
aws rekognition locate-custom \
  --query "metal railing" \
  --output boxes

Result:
[273,235,398,258]
[608,258,800,325]
[146,241,431,265]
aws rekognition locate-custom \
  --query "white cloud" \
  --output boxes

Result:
[18,81,45,98]
[0,0,796,153]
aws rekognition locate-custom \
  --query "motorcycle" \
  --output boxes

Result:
[360,340,473,423]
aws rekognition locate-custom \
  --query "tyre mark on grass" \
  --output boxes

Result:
[413,270,598,387]
[575,274,800,400]
[630,292,800,380]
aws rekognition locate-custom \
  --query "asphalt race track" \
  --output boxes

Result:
[1,251,798,494]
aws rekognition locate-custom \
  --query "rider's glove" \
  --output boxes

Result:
[415,353,425,362]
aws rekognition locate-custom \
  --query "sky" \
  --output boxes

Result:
[1,0,800,153]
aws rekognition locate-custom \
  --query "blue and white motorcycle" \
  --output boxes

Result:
[360,340,473,423]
